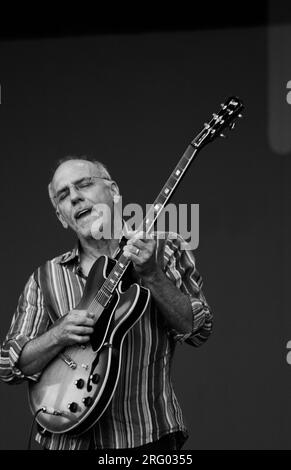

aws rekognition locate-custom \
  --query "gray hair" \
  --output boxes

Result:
[48,155,112,209]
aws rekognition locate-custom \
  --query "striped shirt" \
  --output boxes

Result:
[0,232,213,450]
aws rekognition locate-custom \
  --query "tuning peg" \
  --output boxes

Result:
[212,113,219,119]
[220,133,226,138]
[238,114,243,118]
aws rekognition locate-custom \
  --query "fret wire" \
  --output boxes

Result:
[168,175,178,186]
[115,264,124,274]
[95,293,105,303]
[180,146,196,163]
[91,297,103,309]
[155,193,167,203]
[98,298,108,308]
[97,289,110,302]
[93,296,104,309]
[175,162,187,172]
[100,297,109,307]
[181,150,194,160]
[168,174,178,183]
[102,285,111,294]
[107,274,121,286]
[93,295,104,305]
[96,290,108,301]
[179,158,191,169]
[161,186,172,196]
[103,282,114,294]
[177,160,188,168]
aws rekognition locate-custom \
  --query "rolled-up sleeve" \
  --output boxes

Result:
[0,270,50,384]
[163,234,213,347]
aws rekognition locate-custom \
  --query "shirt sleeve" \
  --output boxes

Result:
[163,233,213,347]
[0,270,50,384]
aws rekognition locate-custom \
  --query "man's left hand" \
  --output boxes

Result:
[123,230,160,280]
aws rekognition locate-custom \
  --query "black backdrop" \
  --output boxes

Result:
[0,10,290,450]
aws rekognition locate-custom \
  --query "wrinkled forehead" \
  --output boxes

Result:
[52,160,99,192]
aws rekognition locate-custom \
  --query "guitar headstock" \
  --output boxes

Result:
[192,96,244,149]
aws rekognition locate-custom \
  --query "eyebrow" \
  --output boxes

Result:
[55,177,90,198]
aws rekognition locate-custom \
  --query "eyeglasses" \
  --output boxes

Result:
[54,176,111,206]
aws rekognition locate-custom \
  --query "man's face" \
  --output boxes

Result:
[51,160,116,240]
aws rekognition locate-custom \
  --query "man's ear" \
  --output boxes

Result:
[110,181,120,203]
[56,209,69,229]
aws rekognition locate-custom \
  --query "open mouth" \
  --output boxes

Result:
[75,208,92,220]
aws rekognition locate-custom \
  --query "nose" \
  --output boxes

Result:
[69,185,84,204]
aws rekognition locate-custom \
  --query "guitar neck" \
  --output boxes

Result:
[142,142,199,234]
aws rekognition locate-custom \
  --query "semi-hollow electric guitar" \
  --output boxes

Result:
[29,96,244,434]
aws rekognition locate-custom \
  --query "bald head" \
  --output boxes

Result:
[48,158,112,209]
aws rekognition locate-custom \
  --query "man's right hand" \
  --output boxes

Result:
[51,310,95,347]
[18,310,95,377]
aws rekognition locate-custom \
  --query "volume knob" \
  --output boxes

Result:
[68,402,78,413]
[82,396,93,407]
[75,378,85,389]
[90,373,100,384]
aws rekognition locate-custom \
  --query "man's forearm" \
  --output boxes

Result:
[18,328,63,376]
[18,308,95,376]
[142,267,193,334]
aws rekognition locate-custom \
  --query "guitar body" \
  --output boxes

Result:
[29,256,150,434]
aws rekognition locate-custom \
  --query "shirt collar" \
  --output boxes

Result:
[58,243,80,265]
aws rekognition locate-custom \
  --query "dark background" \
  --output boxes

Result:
[0,3,290,450]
